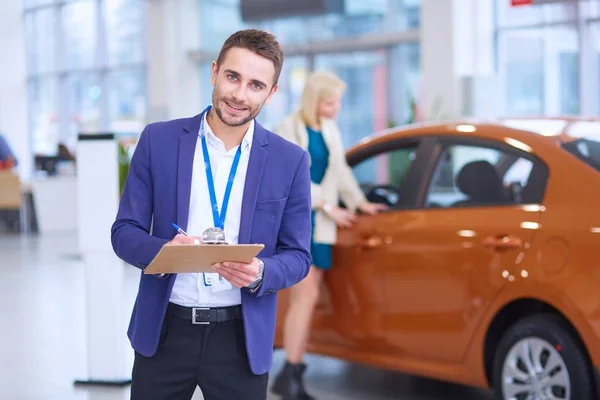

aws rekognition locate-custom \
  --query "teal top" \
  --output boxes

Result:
[307,127,329,184]
[306,126,332,270]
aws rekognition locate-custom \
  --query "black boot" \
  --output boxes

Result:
[271,361,315,400]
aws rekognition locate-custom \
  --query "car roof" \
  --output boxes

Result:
[347,116,600,156]
[501,116,600,143]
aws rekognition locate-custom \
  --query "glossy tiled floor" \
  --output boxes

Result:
[0,233,494,400]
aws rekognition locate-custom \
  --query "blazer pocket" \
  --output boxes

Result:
[255,197,287,211]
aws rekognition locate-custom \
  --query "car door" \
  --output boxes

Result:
[321,137,427,351]
[353,136,548,363]
[324,134,548,359]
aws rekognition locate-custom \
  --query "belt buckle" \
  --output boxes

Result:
[192,307,210,325]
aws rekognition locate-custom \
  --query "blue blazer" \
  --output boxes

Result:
[111,109,312,375]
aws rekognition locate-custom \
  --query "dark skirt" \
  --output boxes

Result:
[310,210,332,270]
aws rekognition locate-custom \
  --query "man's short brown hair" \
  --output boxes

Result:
[216,29,284,86]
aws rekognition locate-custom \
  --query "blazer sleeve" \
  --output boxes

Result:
[330,122,366,211]
[254,151,312,296]
[274,116,323,210]
[111,124,169,270]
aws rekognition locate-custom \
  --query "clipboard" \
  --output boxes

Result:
[143,243,265,274]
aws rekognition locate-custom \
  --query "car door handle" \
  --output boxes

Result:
[357,236,383,249]
[483,235,523,251]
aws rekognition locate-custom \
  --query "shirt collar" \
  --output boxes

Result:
[200,107,254,153]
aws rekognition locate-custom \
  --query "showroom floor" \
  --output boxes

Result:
[0,233,494,400]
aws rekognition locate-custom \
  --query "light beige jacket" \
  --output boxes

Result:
[274,111,366,245]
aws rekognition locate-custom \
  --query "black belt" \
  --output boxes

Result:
[168,303,242,325]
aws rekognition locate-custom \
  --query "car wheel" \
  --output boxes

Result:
[492,313,595,400]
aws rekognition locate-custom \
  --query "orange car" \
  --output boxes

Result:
[274,117,600,400]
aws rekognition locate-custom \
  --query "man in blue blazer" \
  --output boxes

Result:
[111,29,312,400]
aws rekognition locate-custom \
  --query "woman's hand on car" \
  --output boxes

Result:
[325,206,357,228]
[357,201,388,215]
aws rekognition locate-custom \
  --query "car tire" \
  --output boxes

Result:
[492,313,595,400]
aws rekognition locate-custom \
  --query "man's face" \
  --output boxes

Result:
[211,47,279,127]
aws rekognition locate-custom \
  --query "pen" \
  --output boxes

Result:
[172,223,188,236]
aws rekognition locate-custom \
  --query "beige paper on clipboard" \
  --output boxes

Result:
[143,243,265,274]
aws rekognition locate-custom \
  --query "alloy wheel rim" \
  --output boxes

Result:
[501,337,570,400]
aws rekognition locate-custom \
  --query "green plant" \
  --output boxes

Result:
[118,142,130,195]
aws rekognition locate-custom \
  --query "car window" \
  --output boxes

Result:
[562,139,600,172]
[561,122,600,172]
[425,144,538,208]
[503,157,534,187]
[351,144,419,207]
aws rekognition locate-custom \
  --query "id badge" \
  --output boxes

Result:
[211,273,233,292]
[203,273,212,286]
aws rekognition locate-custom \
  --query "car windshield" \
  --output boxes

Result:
[562,122,600,172]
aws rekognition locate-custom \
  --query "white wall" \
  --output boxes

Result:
[421,0,498,121]
[0,0,31,179]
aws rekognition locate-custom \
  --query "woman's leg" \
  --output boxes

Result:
[272,265,324,399]
[283,265,325,363]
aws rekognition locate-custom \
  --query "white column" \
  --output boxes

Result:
[74,134,129,388]
[0,0,32,179]
[420,0,498,121]
[146,0,203,122]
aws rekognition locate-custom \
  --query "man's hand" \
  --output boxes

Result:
[212,258,260,288]
[168,234,202,245]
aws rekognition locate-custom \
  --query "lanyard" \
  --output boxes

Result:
[200,112,242,230]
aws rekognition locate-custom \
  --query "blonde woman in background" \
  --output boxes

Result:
[271,71,387,400]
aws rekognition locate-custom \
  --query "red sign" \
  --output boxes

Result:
[511,0,567,5]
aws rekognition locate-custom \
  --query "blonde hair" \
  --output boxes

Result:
[299,70,346,128]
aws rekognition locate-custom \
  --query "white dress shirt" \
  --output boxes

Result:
[169,112,254,308]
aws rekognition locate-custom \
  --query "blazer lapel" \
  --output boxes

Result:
[177,113,203,231]
[238,122,268,244]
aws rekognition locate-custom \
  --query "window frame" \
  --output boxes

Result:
[561,138,600,173]
[416,135,549,210]
[346,136,435,210]
[494,0,600,116]
[23,0,148,162]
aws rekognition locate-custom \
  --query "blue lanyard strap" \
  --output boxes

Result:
[200,119,242,230]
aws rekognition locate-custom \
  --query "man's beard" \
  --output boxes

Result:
[211,97,261,128]
[211,85,266,127]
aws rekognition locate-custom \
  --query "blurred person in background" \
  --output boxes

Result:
[272,70,387,400]
[0,132,18,167]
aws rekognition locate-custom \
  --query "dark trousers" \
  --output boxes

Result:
[131,304,269,400]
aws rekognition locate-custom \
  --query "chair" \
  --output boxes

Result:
[453,160,510,207]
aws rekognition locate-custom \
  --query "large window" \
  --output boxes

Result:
[196,0,421,144]
[496,0,599,116]
[24,0,147,159]
[500,27,579,115]
[199,0,421,51]
[315,51,387,149]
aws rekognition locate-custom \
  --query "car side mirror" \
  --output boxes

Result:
[366,185,399,207]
